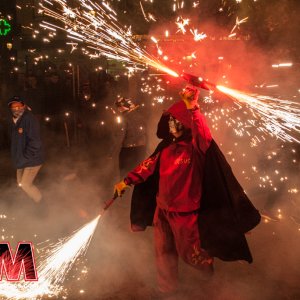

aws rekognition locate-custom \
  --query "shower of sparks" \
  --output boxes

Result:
[0,216,100,300]
[217,85,300,143]
[39,0,178,78]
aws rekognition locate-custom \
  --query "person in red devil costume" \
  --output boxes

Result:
[114,85,261,297]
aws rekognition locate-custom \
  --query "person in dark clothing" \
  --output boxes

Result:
[114,86,260,297]
[114,97,147,178]
[8,96,44,203]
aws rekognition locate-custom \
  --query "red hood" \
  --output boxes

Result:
[167,100,191,129]
[156,100,191,140]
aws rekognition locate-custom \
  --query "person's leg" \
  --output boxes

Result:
[169,211,214,274]
[154,208,179,294]
[19,165,42,203]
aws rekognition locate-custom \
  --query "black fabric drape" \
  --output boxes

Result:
[130,139,261,262]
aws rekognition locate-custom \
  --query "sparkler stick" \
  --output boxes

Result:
[99,193,118,216]
[181,72,216,90]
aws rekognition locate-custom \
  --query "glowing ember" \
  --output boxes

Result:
[230,16,249,34]
[190,29,207,41]
[175,16,190,33]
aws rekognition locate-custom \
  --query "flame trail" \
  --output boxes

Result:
[0,216,100,299]
[39,0,179,77]
[217,85,300,143]
[40,1,300,143]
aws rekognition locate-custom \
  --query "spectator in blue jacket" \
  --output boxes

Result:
[8,96,44,203]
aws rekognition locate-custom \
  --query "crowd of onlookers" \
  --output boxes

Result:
[0,68,153,205]
[0,69,145,149]
[1,67,300,224]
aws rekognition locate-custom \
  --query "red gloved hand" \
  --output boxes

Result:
[180,86,200,109]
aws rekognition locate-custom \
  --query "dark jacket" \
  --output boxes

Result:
[10,110,44,169]
[129,102,261,263]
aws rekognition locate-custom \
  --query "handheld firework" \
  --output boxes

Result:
[100,192,119,216]
[181,73,216,91]
[0,191,121,300]
[0,202,122,300]
[182,72,300,143]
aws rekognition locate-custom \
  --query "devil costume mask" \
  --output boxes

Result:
[168,115,184,134]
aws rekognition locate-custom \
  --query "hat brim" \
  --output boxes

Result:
[8,100,24,107]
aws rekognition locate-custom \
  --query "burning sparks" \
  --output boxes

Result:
[272,62,293,68]
[39,0,178,77]
[139,1,156,22]
[3,2,300,300]
[0,216,100,299]
[230,16,249,34]
[217,85,300,143]
[175,17,190,33]
[190,29,207,41]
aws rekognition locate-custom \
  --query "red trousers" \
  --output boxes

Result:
[153,207,213,293]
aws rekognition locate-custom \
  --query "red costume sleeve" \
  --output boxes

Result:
[190,108,212,154]
[124,153,160,185]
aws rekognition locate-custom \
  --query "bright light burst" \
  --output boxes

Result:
[217,85,300,143]
[37,0,300,169]
[0,216,100,300]
[39,0,179,77]
[190,29,207,41]
[175,16,190,33]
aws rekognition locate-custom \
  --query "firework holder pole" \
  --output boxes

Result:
[100,192,119,215]
[64,120,70,148]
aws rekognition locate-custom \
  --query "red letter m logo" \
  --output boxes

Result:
[0,242,38,281]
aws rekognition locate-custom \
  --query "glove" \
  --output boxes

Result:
[114,180,130,197]
[180,86,200,109]
[183,98,199,110]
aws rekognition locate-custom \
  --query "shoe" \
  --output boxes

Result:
[260,210,280,222]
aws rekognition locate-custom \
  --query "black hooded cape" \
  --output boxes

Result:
[130,139,261,263]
